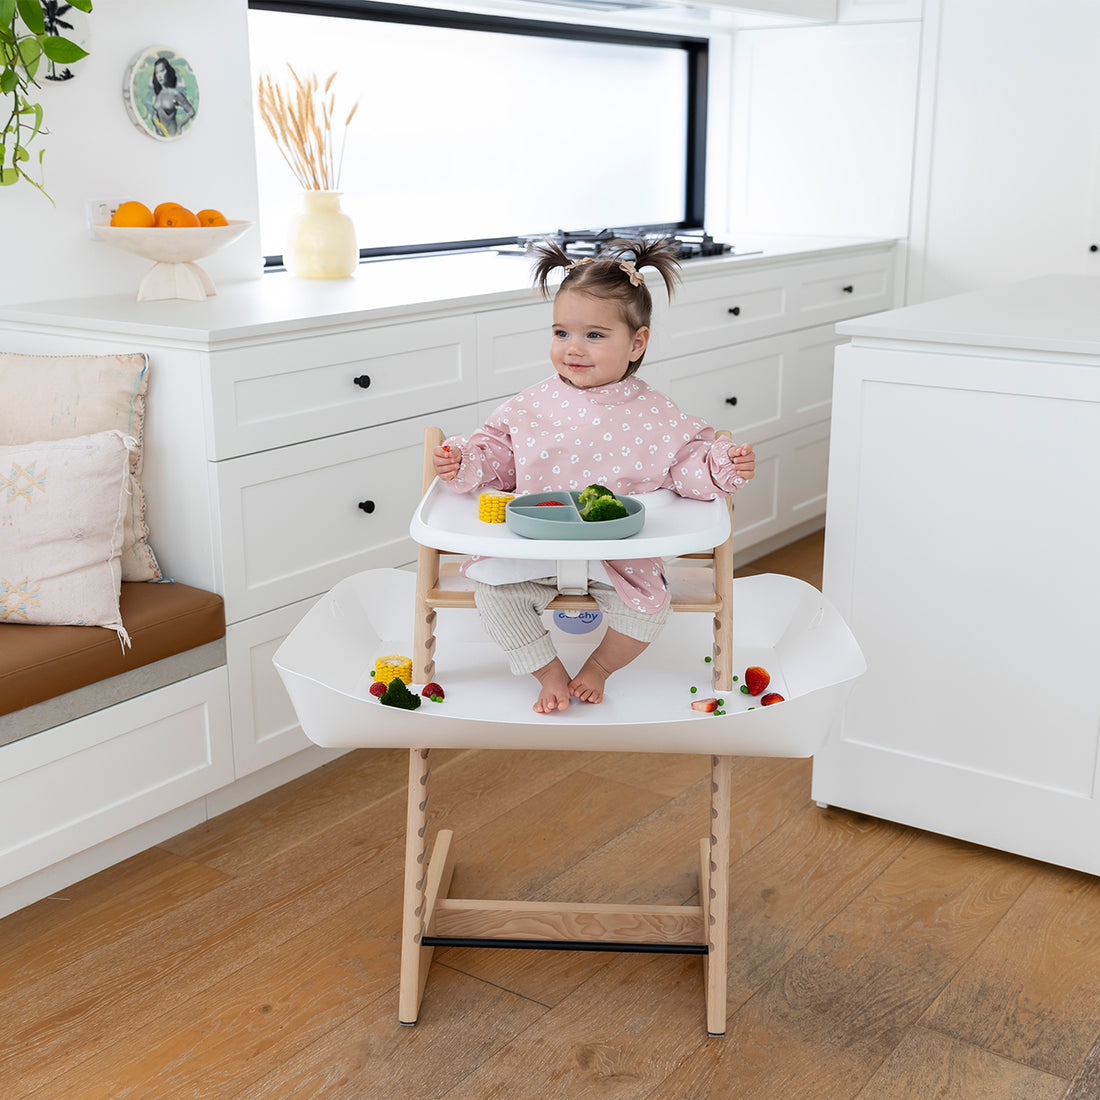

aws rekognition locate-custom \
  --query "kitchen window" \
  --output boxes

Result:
[247,0,709,263]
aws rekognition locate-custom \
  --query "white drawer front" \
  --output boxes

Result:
[649,338,785,444]
[793,250,894,326]
[0,669,232,887]
[781,323,848,434]
[213,408,479,622]
[226,597,319,776]
[476,302,553,405]
[207,316,478,458]
[657,267,795,358]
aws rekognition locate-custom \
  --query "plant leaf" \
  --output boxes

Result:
[0,66,15,93]
[0,0,16,27]
[68,0,93,10]
[14,0,43,35]
[41,35,87,63]
[0,166,21,185]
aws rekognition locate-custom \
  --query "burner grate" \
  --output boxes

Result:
[513,227,737,261]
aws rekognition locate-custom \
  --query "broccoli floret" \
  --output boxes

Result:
[577,484,615,510]
[380,678,422,710]
[581,494,629,522]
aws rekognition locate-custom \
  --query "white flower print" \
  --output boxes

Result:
[603,432,613,441]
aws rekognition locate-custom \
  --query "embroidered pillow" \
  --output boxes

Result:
[0,431,133,641]
[0,350,161,582]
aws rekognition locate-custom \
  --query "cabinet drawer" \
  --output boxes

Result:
[206,316,478,459]
[226,597,318,776]
[729,420,831,556]
[792,250,894,326]
[781,323,848,434]
[476,302,553,405]
[654,266,795,359]
[650,322,845,442]
[212,408,479,623]
[649,338,785,443]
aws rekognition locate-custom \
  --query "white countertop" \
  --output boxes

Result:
[0,233,894,347]
[837,274,1100,358]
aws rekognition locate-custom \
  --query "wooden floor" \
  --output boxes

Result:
[6,529,1100,1099]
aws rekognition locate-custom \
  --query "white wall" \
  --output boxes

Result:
[0,0,262,306]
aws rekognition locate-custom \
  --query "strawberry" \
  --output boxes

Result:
[744,666,771,696]
[369,680,386,698]
[761,692,785,706]
[536,500,565,506]
[691,697,718,713]
[421,682,445,700]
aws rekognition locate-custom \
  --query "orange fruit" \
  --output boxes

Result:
[110,201,155,228]
[195,208,228,227]
[153,202,200,228]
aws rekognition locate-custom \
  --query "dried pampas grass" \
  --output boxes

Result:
[257,64,359,191]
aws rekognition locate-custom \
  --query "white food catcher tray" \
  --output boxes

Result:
[273,569,865,757]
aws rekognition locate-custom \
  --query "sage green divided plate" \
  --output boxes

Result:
[505,491,645,540]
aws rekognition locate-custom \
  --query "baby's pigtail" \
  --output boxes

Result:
[532,239,573,299]
[607,237,682,301]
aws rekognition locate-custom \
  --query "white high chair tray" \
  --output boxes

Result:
[273,569,866,757]
[410,481,731,559]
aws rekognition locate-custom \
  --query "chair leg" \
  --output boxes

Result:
[399,748,432,1025]
[712,499,735,693]
[413,542,438,684]
[705,754,732,1036]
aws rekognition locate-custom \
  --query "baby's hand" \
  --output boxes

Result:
[433,443,461,481]
[727,442,755,484]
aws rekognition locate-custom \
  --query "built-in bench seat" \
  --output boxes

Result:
[0,582,233,917]
[0,582,226,745]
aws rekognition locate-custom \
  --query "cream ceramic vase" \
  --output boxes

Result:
[283,190,358,278]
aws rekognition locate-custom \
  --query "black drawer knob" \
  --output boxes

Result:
[842,285,854,294]
[353,374,372,389]
[358,500,376,514]
[725,396,738,406]
[727,306,741,316]
[1091,244,1099,253]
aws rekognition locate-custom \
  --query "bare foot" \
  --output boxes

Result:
[569,655,610,703]
[533,658,571,713]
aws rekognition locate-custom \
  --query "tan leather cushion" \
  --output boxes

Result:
[0,582,225,717]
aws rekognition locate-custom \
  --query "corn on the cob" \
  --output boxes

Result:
[373,654,412,685]
[478,492,514,523]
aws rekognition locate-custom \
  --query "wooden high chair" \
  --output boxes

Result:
[412,426,735,692]
[402,426,738,1035]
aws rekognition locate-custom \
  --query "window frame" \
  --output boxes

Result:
[248,0,710,263]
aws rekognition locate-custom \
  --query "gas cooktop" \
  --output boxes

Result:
[497,227,757,262]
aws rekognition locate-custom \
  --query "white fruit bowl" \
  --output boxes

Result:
[94,221,252,301]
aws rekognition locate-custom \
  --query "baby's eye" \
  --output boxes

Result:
[586,331,603,340]
[552,328,569,339]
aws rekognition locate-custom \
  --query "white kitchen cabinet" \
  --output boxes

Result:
[907,0,1100,302]
[813,274,1100,875]
[0,237,893,794]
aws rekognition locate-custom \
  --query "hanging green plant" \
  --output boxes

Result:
[1,0,93,200]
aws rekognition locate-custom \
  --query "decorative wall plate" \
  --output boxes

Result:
[122,45,199,141]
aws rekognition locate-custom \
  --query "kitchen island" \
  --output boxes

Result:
[813,274,1100,874]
